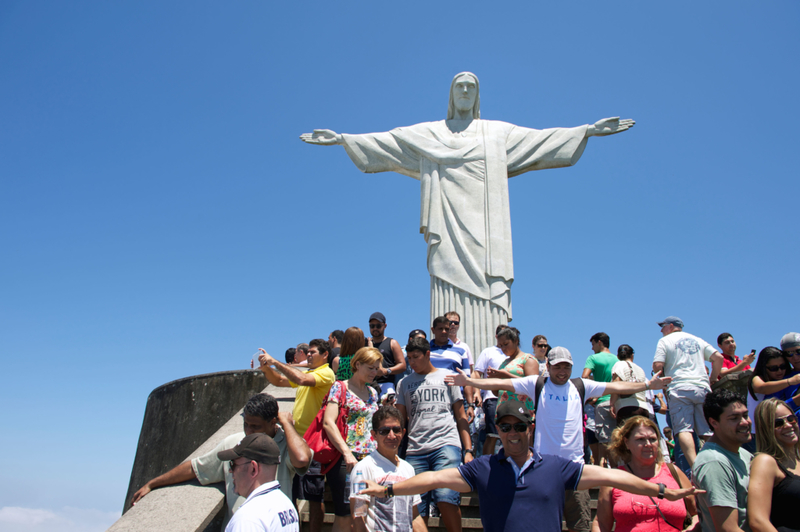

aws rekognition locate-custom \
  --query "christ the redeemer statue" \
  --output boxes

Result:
[301,72,633,355]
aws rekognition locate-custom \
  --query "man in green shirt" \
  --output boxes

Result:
[581,332,618,467]
[693,388,753,532]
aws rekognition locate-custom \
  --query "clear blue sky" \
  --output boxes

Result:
[1,2,798,530]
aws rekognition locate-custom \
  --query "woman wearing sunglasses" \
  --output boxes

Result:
[748,398,800,532]
[592,416,698,532]
[748,348,800,441]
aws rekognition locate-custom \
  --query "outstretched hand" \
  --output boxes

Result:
[444,368,469,387]
[665,485,705,502]
[359,479,386,497]
[648,370,672,390]
[299,129,342,145]
[587,117,635,137]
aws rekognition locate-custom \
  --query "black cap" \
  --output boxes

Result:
[218,433,280,465]
[408,329,426,339]
[496,399,531,424]
[369,312,387,324]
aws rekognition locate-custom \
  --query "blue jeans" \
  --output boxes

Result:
[405,445,461,516]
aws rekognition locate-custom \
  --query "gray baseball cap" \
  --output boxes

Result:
[780,332,800,351]
[658,316,684,328]
[547,346,573,366]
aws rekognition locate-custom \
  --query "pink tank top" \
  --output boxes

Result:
[611,464,687,532]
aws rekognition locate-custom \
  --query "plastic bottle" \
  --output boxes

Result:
[354,470,366,492]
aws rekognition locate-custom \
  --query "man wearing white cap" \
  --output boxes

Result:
[218,433,299,532]
[652,316,724,468]
[781,332,800,371]
[446,346,671,532]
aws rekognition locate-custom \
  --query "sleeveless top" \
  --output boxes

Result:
[611,464,686,532]
[772,460,800,531]
[374,337,396,385]
[497,352,535,412]
[335,354,354,381]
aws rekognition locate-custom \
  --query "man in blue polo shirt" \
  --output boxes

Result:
[358,399,702,532]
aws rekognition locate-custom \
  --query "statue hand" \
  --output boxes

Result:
[587,117,635,137]
[299,129,341,145]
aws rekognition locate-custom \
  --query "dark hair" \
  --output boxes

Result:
[330,330,344,343]
[284,347,296,364]
[496,324,510,336]
[590,332,610,348]
[703,388,746,426]
[617,344,635,361]
[340,327,366,357]
[532,334,547,345]
[749,347,790,399]
[408,329,426,340]
[243,393,279,421]
[309,339,330,357]
[432,315,450,328]
[717,332,733,346]
[372,405,404,429]
[406,336,430,355]
[497,327,520,346]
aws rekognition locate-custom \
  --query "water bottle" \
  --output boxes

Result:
[355,470,366,493]
[344,472,351,504]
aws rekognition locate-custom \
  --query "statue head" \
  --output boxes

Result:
[447,72,480,120]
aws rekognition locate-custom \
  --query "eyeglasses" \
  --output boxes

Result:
[775,414,798,428]
[230,459,252,471]
[449,320,460,326]
[376,426,403,436]
[766,364,788,372]
[785,350,800,357]
[535,344,547,348]
[498,422,529,433]
[369,323,384,329]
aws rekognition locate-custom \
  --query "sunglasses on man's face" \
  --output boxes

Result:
[449,320,460,326]
[498,422,529,433]
[767,364,788,372]
[775,414,798,428]
[376,426,403,436]
[785,350,800,357]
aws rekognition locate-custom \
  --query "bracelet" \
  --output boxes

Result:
[645,380,650,390]
[657,483,666,499]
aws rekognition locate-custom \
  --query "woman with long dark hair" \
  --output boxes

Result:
[332,326,366,380]
[748,347,800,437]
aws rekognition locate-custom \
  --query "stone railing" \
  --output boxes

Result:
[108,369,295,532]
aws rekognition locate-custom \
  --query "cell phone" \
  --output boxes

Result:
[750,349,756,356]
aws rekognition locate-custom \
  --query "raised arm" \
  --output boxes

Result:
[603,371,671,395]
[586,117,635,137]
[259,349,318,387]
[359,468,471,498]
[751,373,800,395]
[719,351,756,378]
[299,129,342,145]
[444,368,516,393]
[278,411,313,471]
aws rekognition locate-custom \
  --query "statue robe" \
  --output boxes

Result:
[341,119,588,352]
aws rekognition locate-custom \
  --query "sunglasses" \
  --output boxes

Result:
[449,320,460,325]
[376,426,403,436]
[767,364,788,372]
[535,343,548,348]
[785,350,800,357]
[498,422,529,433]
[775,414,798,428]
[230,459,252,471]
[369,323,384,329]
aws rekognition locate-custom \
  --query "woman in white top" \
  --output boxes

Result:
[609,344,651,426]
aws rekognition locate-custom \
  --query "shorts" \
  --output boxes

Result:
[564,489,591,532]
[615,406,651,427]
[405,445,462,516]
[294,456,351,517]
[594,401,615,444]
[483,398,498,438]
[668,387,712,436]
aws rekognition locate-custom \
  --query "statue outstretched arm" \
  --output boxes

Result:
[299,129,343,145]
[586,117,635,137]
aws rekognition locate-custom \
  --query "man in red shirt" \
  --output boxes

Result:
[716,333,754,379]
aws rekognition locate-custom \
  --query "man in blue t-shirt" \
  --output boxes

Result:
[358,399,700,532]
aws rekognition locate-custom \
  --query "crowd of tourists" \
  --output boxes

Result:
[130,312,800,532]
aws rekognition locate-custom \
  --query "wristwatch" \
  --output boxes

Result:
[657,483,666,499]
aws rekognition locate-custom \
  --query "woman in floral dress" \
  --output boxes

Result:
[323,346,382,532]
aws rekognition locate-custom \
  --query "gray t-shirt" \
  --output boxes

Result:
[396,369,463,455]
[693,441,753,532]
